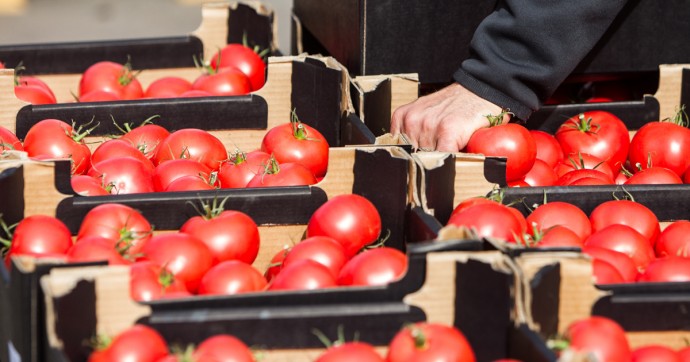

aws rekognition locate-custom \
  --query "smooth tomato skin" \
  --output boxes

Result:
[181,210,260,265]
[144,76,193,98]
[153,128,227,170]
[261,122,330,178]
[584,224,655,272]
[306,194,382,259]
[521,158,558,186]
[529,130,563,168]
[317,342,384,362]
[556,168,614,186]
[678,347,690,361]
[192,67,252,96]
[246,162,318,187]
[449,197,500,220]
[140,233,214,293]
[91,139,154,172]
[564,316,632,362]
[218,150,271,188]
[583,245,638,282]
[631,345,682,362]
[264,247,289,282]
[0,126,23,151]
[589,200,660,247]
[210,44,267,91]
[637,257,690,283]
[152,159,213,192]
[164,175,216,192]
[23,118,92,175]
[386,322,476,362]
[101,324,169,362]
[9,215,72,257]
[447,203,523,243]
[567,177,614,186]
[554,153,615,179]
[629,121,690,177]
[193,334,255,362]
[534,225,583,248]
[179,89,214,97]
[77,203,152,258]
[655,220,690,258]
[79,61,144,100]
[591,259,625,284]
[88,156,155,194]
[71,175,110,196]
[78,90,121,102]
[67,236,129,265]
[197,260,267,295]
[555,111,630,173]
[15,83,57,105]
[466,123,537,182]
[337,247,407,287]
[120,124,170,160]
[268,259,337,291]
[624,166,683,185]
[283,236,347,278]
[130,261,190,301]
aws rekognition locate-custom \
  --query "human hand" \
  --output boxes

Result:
[390,83,510,152]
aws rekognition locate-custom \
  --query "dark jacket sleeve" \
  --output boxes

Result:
[453,0,629,120]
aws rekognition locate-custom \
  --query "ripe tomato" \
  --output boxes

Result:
[179,89,214,97]
[197,260,267,295]
[164,175,216,192]
[449,197,501,219]
[466,123,537,182]
[79,90,121,102]
[520,158,558,186]
[140,232,213,293]
[306,194,382,258]
[99,324,169,362]
[79,61,144,100]
[655,220,690,258]
[261,117,330,178]
[210,44,267,91]
[591,259,625,284]
[152,159,213,192]
[88,156,155,194]
[316,342,384,362]
[193,334,255,362]
[584,224,655,272]
[637,257,690,282]
[556,168,615,186]
[563,316,632,362]
[631,345,682,362]
[67,236,129,265]
[337,247,407,287]
[529,130,563,168]
[554,153,615,179]
[192,67,251,96]
[70,175,110,196]
[526,201,591,241]
[0,126,23,151]
[268,259,337,291]
[218,150,271,188]
[246,159,317,187]
[532,225,583,248]
[144,76,193,98]
[264,247,289,282]
[628,116,690,177]
[130,261,190,301]
[77,203,152,258]
[119,123,170,160]
[589,200,660,246]
[447,203,523,243]
[282,236,347,278]
[15,76,57,105]
[153,128,227,170]
[91,139,154,172]
[555,111,630,173]
[583,245,638,282]
[180,209,260,264]
[624,166,683,185]
[386,322,476,362]
[23,119,92,174]
[8,215,72,258]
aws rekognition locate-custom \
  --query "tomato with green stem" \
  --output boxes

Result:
[79,60,144,100]
[209,40,268,91]
[77,203,152,259]
[130,261,190,301]
[246,156,317,187]
[23,118,95,175]
[386,322,476,362]
[0,125,23,152]
[153,128,227,170]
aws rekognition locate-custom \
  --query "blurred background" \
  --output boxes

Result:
[0,0,292,54]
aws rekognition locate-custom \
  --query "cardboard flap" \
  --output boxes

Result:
[340,112,377,146]
[655,64,690,120]
[683,68,690,112]
[411,152,455,221]
[350,74,419,137]
[225,1,277,54]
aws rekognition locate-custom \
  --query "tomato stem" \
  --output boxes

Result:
[408,325,428,350]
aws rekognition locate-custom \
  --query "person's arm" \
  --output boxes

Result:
[391,0,629,152]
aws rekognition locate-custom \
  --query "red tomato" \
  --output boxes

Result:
[591,259,625,284]
[152,159,213,192]
[637,257,690,283]
[283,236,347,278]
[67,236,129,265]
[8,215,72,258]
[0,126,23,151]
[193,67,251,96]
[153,128,227,170]
[520,158,558,186]
[70,175,110,196]
[466,123,537,182]
[15,76,57,105]
[563,316,632,362]
[529,130,563,168]
[583,245,638,282]
[268,259,337,291]
[533,225,583,248]
[264,247,289,282]
[655,220,690,258]
[447,203,523,243]
[193,334,255,362]
[198,260,267,295]
[218,150,271,188]
[140,232,214,293]
[77,203,152,258]
[179,89,214,97]
[23,119,92,174]
[246,160,317,187]
[130,261,190,301]
[556,168,615,186]
[386,322,476,362]
[180,209,260,265]
[261,119,330,178]
[100,324,169,362]
[144,76,193,98]
[119,123,170,160]
[79,90,121,102]
[555,111,630,173]
[337,247,407,287]
[526,201,591,242]
[631,345,682,362]
[554,153,615,179]
[584,224,655,272]
[88,156,155,194]
[91,139,154,172]
[589,200,660,246]
[624,166,683,185]
[449,197,501,220]
[210,44,267,91]
[79,61,144,100]
[678,346,690,361]
[306,194,382,259]
[316,342,384,362]
[164,175,216,192]
[628,118,690,177]
[567,176,614,186]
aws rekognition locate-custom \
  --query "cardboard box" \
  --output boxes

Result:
[292,0,690,85]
